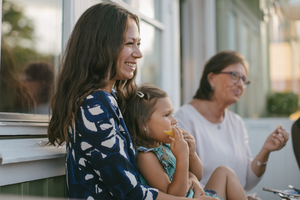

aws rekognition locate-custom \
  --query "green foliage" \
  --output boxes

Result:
[2,0,35,45]
[1,0,57,74]
[267,92,299,117]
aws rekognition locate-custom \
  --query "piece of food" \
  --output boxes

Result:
[164,130,174,138]
[278,123,282,129]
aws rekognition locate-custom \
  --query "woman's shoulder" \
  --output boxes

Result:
[86,89,116,101]
[225,109,246,130]
[82,90,119,109]
[79,90,122,123]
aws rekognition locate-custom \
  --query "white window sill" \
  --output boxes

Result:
[0,138,65,165]
[0,113,66,186]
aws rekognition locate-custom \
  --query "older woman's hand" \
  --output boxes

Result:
[262,125,289,152]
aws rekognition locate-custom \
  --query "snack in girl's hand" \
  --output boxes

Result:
[164,130,174,138]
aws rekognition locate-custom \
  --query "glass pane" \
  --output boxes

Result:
[0,0,62,115]
[137,20,161,87]
[123,0,161,21]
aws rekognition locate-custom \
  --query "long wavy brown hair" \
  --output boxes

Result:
[48,2,139,146]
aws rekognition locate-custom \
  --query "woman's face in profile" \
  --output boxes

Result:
[211,63,246,105]
[114,17,142,81]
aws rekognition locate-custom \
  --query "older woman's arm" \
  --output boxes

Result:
[251,126,289,178]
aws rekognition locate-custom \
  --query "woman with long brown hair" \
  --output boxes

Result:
[47,2,210,200]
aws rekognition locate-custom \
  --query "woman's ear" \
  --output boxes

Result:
[207,72,215,88]
[143,123,148,131]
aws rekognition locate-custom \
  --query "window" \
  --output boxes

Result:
[0,0,62,115]
[0,0,64,187]
[123,0,161,21]
[138,21,162,87]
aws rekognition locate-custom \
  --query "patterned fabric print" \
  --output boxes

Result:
[136,144,223,199]
[205,189,223,200]
[136,144,196,198]
[136,144,176,184]
[66,90,158,200]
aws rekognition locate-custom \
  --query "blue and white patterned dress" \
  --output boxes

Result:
[66,90,158,200]
[136,144,223,200]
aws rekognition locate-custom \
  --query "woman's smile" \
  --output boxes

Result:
[232,88,242,96]
[124,62,136,71]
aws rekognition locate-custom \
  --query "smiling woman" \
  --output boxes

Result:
[47,3,157,199]
[46,2,202,200]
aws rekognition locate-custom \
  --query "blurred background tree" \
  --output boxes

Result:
[267,92,299,117]
[1,0,55,73]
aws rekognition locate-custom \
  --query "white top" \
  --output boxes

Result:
[175,104,262,191]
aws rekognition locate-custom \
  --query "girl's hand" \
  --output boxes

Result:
[262,125,289,153]
[188,172,205,197]
[169,127,189,160]
[180,128,196,156]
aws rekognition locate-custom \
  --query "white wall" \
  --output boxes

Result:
[244,118,300,200]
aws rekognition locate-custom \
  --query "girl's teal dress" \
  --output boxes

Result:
[136,144,223,199]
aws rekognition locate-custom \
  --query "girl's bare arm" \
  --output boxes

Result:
[137,151,189,197]
[181,128,203,180]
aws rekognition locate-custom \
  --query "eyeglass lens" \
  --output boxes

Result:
[230,72,247,84]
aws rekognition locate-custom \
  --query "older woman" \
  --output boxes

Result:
[175,51,289,191]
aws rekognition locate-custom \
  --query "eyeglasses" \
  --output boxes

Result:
[218,71,250,88]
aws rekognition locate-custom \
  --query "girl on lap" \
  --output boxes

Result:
[124,83,247,200]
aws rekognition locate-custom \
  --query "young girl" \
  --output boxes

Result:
[124,83,248,200]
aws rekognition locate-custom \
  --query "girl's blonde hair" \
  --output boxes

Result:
[123,83,167,148]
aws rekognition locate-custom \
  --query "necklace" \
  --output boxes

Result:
[204,101,221,129]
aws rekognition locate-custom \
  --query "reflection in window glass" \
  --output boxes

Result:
[137,21,161,87]
[123,0,160,21]
[0,0,62,114]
